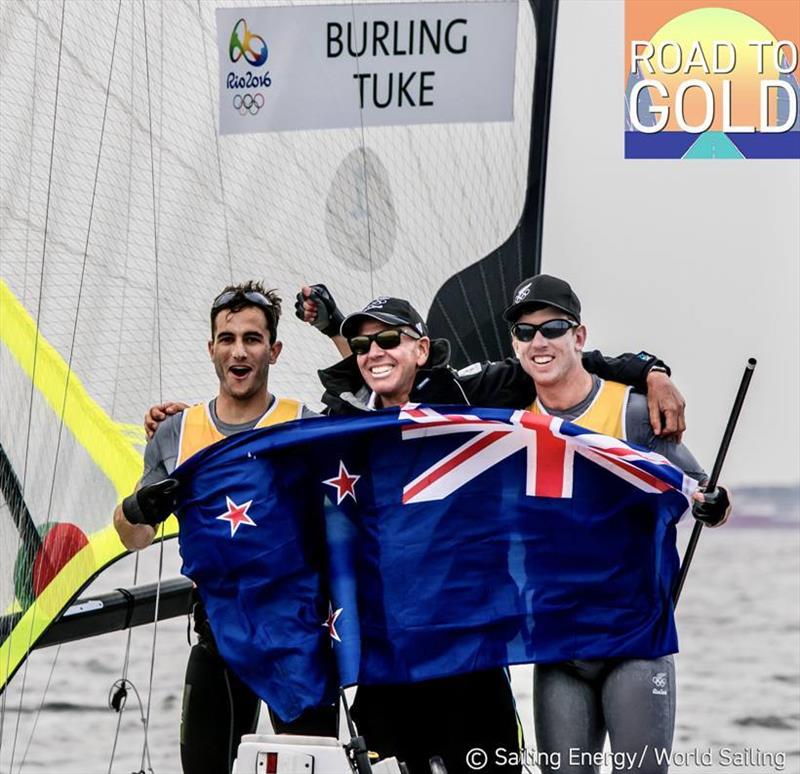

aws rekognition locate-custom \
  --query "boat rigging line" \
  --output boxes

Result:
[135,0,167,769]
[0,0,67,765]
[349,0,376,300]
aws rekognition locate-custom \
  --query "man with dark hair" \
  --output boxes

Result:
[114,281,335,774]
[293,283,690,774]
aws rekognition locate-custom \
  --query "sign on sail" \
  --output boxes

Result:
[216,2,519,134]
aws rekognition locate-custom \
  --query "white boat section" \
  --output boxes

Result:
[233,733,405,774]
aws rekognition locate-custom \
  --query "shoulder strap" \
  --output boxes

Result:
[177,402,224,465]
[255,397,303,427]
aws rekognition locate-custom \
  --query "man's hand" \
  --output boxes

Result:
[121,479,181,527]
[113,504,155,550]
[295,284,352,358]
[145,402,189,439]
[646,371,686,441]
[294,284,345,337]
[692,485,732,527]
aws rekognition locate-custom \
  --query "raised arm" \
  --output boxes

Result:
[294,284,350,358]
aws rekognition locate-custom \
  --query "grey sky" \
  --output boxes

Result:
[543,0,799,486]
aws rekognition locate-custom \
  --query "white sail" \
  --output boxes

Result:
[0,0,542,767]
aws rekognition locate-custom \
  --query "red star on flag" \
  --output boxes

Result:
[323,461,360,504]
[216,496,256,537]
[322,602,343,643]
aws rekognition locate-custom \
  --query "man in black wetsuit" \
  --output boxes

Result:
[115,282,336,774]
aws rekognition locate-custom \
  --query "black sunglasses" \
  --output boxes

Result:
[511,319,577,342]
[211,290,277,335]
[348,328,420,355]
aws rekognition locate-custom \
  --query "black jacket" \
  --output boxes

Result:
[319,340,665,415]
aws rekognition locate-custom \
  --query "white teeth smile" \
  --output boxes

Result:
[370,365,394,377]
[533,356,554,365]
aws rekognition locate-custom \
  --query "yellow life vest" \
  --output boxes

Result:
[176,396,303,465]
[528,379,630,439]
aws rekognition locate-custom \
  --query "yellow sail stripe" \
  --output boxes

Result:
[0,517,178,686]
[0,279,178,688]
[0,279,142,499]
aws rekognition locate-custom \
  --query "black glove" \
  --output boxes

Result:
[122,479,181,527]
[692,485,731,527]
[294,284,345,338]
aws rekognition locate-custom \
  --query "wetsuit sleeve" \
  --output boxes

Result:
[582,350,669,392]
[454,358,536,408]
[139,413,181,487]
[626,393,706,481]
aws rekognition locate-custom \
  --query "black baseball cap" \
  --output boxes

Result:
[502,274,581,323]
[340,297,429,339]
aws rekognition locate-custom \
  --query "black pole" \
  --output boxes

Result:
[673,358,757,605]
[0,443,42,559]
[340,687,373,774]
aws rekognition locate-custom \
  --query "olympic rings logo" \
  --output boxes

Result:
[229,19,268,67]
[233,92,265,115]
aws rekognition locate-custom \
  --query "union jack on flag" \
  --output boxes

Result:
[398,405,695,505]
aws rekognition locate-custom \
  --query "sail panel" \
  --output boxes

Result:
[0,0,539,692]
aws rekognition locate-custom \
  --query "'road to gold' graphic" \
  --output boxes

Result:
[625,0,800,158]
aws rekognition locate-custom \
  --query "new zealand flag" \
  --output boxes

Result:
[174,405,694,721]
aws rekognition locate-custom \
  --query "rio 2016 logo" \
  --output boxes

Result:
[229,18,268,67]
[227,18,272,112]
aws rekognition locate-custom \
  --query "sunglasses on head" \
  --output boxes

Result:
[211,290,277,332]
[212,289,273,313]
[511,319,577,342]
[348,328,420,355]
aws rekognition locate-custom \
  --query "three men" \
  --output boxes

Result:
[137,276,714,774]
[114,282,335,774]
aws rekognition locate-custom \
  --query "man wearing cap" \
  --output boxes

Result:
[295,283,690,774]
[295,283,685,434]
[302,291,523,774]
[501,274,730,774]
[115,281,336,774]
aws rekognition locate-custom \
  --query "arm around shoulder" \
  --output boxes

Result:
[454,358,534,408]
[584,350,685,439]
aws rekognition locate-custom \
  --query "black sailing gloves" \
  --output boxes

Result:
[122,479,181,527]
[294,284,345,338]
[692,485,732,528]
